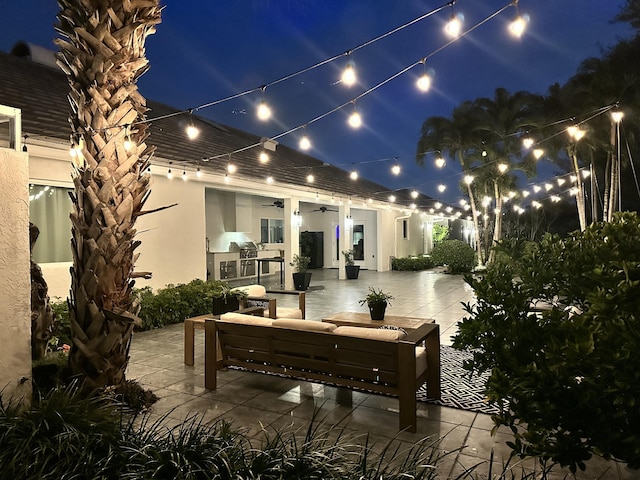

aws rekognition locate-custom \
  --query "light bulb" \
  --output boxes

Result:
[266,176,274,184]
[438,183,446,192]
[307,173,315,183]
[509,15,528,38]
[464,175,474,185]
[411,190,419,199]
[435,202,442,209]
[224,174,230,183]
[533,185,542,193]
[522,137,534,149]
[259,151,270,163]
[389,195,396,203]
[611,111,624,123]
[498,163,508,173]
[410,203,417,210]
[227,163,237,174]
[299,135,311,150]
[557,178,566,186]
[350,170,358,180]
[545,183,553,191]
[416,73,431,92]
[435,157,445,168]
[257,100,271,121]
[533,148,544,159]
[167,168,173,180]
[123,135,133,152]
[445,14,462,38]
[196,167,202,178]
[186,123,199,140]
[391,164,401,175]
[341,62,356,86]
[348,110,362,128]
[182,170,187,181]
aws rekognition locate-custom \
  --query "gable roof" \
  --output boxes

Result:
[0,47,440,210]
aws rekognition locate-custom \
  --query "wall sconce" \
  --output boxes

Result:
[293,210,303,228]
[345,215,353,231]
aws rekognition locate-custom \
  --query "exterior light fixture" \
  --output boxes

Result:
[464,175,474,185]
[259,151,270,163]
[348,106,362,128]
[438,183,446,192]
[411,189,419,199]
[185,113,200,140]
[307,173,315,183]
[341,58,357,87]
[391,163,401,175]
[522,137,534,149]
[299,135,311,150]
[350,170,358,180]
[533,148,544,159]
[611,111,624,123]
[435,157,445,168]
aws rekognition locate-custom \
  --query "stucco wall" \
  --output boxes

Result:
[0,147,32,401]
[135,174,207,291]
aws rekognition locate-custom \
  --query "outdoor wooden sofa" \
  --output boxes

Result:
[236,284,306,319]
[204,314,441,432]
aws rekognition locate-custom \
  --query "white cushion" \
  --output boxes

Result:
[415,346,427,377]
[274,307,303,319]
[219,312,272,326]
[333,326,405,341]
[272,319,337,332]
[235,284,267,297]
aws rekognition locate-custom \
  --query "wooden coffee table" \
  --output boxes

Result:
[322,311,435,331]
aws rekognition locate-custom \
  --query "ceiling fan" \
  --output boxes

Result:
[310,205,338,213]
[261,199,284,208]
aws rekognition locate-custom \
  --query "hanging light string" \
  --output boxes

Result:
[198,0,519,162]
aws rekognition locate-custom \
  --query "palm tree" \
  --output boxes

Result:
[55,0,162,387]
[416,102,487,264]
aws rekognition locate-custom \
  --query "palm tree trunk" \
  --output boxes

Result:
[55,0,161,387]
[465,181,484,265]
[570,151,587,231]
[488,182,502,264]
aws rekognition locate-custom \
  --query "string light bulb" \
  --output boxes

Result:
[350,169,358,180]
[266,176,274,184]
[306,173,315,183]
[167,162,173,180]
[438,183,446,192]
[196,167,202,178]
[508,9,529,38]
[611,111,624,123]
[341,58,357,87]
[227,163,237,174]
[435,156,445,168]
[185,113,200,140]
[123,125,134,152]
[533,148,544,159]
[522,137,534,149]
[299,134,311,150]
[259,151,270,163]
[498,163,508,173]
[224,173,230,183]
[445,8,463,38]
[464,175,474,185]
[391,162,401,175]
[411,189,419,199]
[416,59,432,92]
[348,104,362,128]
[389,194,396,203]
[182,170,187,181]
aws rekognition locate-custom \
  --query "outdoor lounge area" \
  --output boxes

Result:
[126,269,633,479]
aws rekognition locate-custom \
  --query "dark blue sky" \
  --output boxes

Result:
[0,1,632,204]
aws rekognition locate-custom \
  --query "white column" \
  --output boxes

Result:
[283,197,300,290]
[0,145,32,402]
[338,204,351,279]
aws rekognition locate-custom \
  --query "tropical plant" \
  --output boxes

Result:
[290,253,311,273]
[359,287,394,307]
[453,212,640,473]
[55,1,162,387]
[430,240,476,274]
[431,224,449,245]
[342,249,355,265]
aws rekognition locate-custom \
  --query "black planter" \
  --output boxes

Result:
[212,295,240,315]
[293,272,312,291]
[368,301,387,321]
[345,265,360,279]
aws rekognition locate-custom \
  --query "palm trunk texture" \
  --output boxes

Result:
[55,0,161,387]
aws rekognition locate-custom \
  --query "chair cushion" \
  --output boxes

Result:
[274,307,303,319]
[219,313,273,326]
[272,319,337,332]
[415,346,427,377]
[235,284,267,297]
[333,326,405,341]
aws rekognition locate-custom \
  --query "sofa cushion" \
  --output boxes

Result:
[274,307,303,319]
[272,319,337,332]
[333,326,405,341]
[219,312,273,326]
[235,284,267,297]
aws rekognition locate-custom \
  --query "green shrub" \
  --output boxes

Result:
[392,255,434,271]
[432,223,449,245]
[453,212,640,473]
[133,279,231,330]
[430,240,476,273]
[49,298,71,349]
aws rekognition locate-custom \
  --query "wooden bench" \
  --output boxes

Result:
[204,318,440,432]
[183,307,263,366]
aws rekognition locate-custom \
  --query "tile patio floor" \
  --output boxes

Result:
[127,268,631,479]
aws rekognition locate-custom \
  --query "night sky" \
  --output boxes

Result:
[0,0,632,204]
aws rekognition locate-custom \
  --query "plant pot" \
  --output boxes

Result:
[345,265,360,279]
[293,272,312,291]
[368,301,387,321]
[212,295,240,315]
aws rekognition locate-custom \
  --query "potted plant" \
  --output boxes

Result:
[359,287,394,320]
[290,254,312,291]
[211,282,248,315]
[342,249,360,279]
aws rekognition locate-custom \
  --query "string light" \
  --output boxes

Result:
[341,56,357,87]
[416,59,432,92]
[464,175,474,185]
[533,148,544,159]
[185,112,200,140]
[388,194,396,203]
[522,137,534,149]
[350,169,359,180]
[348,103,362,128]
[307,173,315,183]
[435,156,446,168]
[411,189,419,199]
[123,125,134,152]
[410,203,417,210]
[167,162,173,179]
[435,202,442,209]
[508,2,529,39]
[438,183,446,192]
[445,9,463,38]
[196,167,202,178]
[259,151,270,163]
[224,173,231,183]
[498,163,508,173]
[391,162,401,175]
[611,111,624,123]
[182,170,187,181]
[266,176,274,184]
[227,163,237,174]
[299,133,311,150]
[557,178,566,186]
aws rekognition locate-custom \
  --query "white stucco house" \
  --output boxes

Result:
[1,42,471,299]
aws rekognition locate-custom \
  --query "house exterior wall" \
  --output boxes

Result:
[395,212,427,258]
[0,146,32,402]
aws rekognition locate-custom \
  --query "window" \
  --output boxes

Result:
[29,184,73,263]
[402,219,409,239]
[260,218,284,243]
